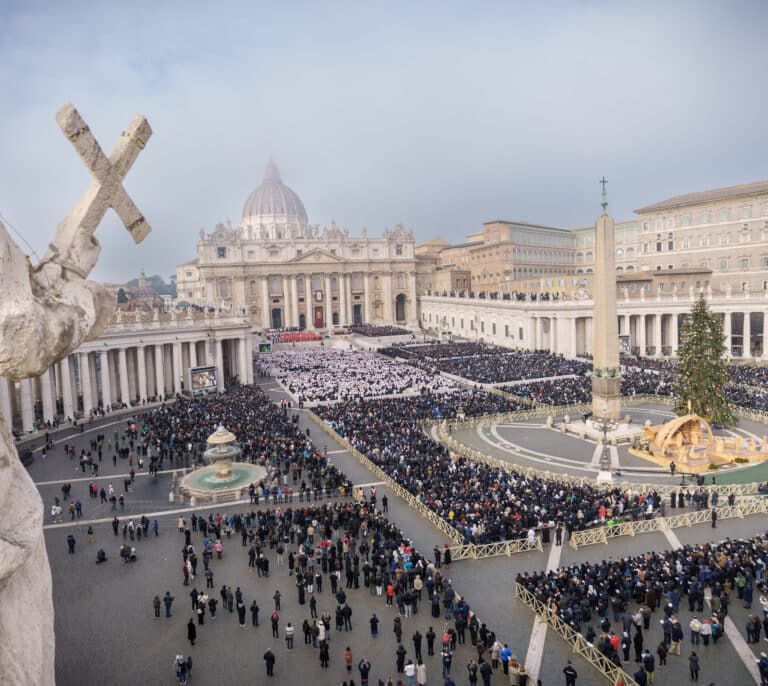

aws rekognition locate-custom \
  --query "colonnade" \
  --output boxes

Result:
[1,333,254,434]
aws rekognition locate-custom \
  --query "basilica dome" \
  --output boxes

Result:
[241,161,308,238]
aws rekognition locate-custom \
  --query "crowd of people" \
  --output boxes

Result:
[517,533,768,684]
[382,343,590,385]
[255,349,458,403]
[315,392,683,544]
[349,324,410,337]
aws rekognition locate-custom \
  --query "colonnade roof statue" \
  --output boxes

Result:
[0,103,151,685]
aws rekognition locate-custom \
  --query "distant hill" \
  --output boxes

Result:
[126,274,177,297]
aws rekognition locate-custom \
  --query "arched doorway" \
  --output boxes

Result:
[352,304,363,325]
[298,313,306,330]
[271,308,283,329]
[395,294,406,322]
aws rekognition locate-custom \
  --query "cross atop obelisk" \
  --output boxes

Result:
[600,176,608,213]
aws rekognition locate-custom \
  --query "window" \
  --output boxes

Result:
[452,317,455,326]
[720,209,730,222]
[741,206,752,219]
[740,258,749,269]
[630,284,637,292]
[642,221,649,232]
[249,280,257,296]
[682,215,691,226]
[491,323,496,335]
[460,318,464,329]
[331,277,338,292]
[719,258,728,270]
[505,324,510,337]
[296,249,302,256]
[372,249,379,257]
[643,243,649,254]
[701,211,711,224]
[269,277,281,294]
[312,276,321,291]
[667,218,675,230]
[351,275,362,290]
[185,271,192,278]
[519,327,524,339]
[218,278,229,298]
[762,205,768,217]
[655,218,662,230]
[740,231,751,243]
[658,283,664,290]
[395,244,403,256]
[656,241,662,252]
[682,238,690,249]
[330,249,336,256]
[762,258,768,269]
[668,264,674,270]
[216,247,226,258]
[719,234,729,245]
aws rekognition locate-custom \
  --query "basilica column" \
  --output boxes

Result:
[723,312,732,356]
[0,377,12,428]
[189,340,198,369]
[215,339,226,393]
[154,344,165,399]
[305,276,315,330]
[173,342,183,394]
[137,345,148,402]
[238,336,249,384]
[60,355,74,420]
[290,276,299,329]
[281,276,291,328]
[383,273,393,323]
[338,274,347,327]
[363,273,372,324]
[407,273,418,324]
[324,274,333,328]
[79,352,93,415]
[261,277,271,329]
[100,351,112,409]
[118,348,130,404]
[20,378,34,432]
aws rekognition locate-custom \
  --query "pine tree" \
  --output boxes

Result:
[673,297,734,425]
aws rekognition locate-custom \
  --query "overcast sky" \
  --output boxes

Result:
[1,0,766,283]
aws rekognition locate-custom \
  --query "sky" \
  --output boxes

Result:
[1,0,767,283]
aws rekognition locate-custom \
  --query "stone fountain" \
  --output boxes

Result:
[180,425,266,503]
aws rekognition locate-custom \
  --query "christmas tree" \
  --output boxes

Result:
[673,297,734,425]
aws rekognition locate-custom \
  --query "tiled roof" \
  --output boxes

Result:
[635,180,768,213]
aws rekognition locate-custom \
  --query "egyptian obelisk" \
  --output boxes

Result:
[591,178,621,419]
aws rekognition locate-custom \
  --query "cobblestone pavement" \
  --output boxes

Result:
[40,382,760,685]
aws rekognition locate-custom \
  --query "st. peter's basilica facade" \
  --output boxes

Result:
[176,161,418,330]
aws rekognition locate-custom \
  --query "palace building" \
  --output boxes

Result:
[176,161,419,330]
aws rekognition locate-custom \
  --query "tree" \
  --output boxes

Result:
[673,297,734,425]
[116,288,128,304]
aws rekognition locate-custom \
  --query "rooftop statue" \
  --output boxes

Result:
[0,103,152,686]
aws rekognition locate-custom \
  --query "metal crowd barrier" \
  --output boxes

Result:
[514,583,638,686]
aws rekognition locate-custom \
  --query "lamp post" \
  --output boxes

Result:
[592,410,618,474]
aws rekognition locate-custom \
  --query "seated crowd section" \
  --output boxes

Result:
[315,391,678,544]
[349,324,410,337]
[255,348,457,403]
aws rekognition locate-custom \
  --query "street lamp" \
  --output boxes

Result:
[592,410,618,473]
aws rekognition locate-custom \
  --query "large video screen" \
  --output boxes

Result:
[189,365,217,392]
[258,342,272,353]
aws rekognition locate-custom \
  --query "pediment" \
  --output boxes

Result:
[289,248,345,264]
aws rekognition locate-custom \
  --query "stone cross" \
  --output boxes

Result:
[37,103,152,280]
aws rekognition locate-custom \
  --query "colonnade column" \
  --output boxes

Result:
[261,277,271,329]
[118,348,130,404]
[637,315,647,357]
[79,352,93,415]
[21,378,34,432]
[215,339,226,393]
[61,355,74,419]
[723,312,732,356]
[324,275,332,328]
[0,377,12,426]
[743,312,751,358]
[338,274,347,327]
[173,342,183,394]
[100,351,112,409]
[290,276,299,329]
[654,314,663,356]
[40,368,55,423]
[137,346,148,402]
[670,314,679,357]
[363,274,372,323]
[154,345,165,399]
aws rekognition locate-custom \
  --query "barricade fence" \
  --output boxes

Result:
[514,583,638,686]
[310,412,545,558]
[568,496,768,549]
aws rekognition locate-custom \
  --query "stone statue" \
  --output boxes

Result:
[0,103,151,686]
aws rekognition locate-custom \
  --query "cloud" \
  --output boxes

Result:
[1,0,767,282]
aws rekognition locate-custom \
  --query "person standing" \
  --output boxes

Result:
[66,534,76,554]
[271,611,280,638]
[689,651,699,681]
[263,648,275,677]
[358,658,371,686]
[563,659,578,686]
[416,659,427,686]
[285,622,295,649]
[250,600,259,627]
[413,630,423,662]
[163,592,175,618]
[153,595,161,618]
[187,618,197,646]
